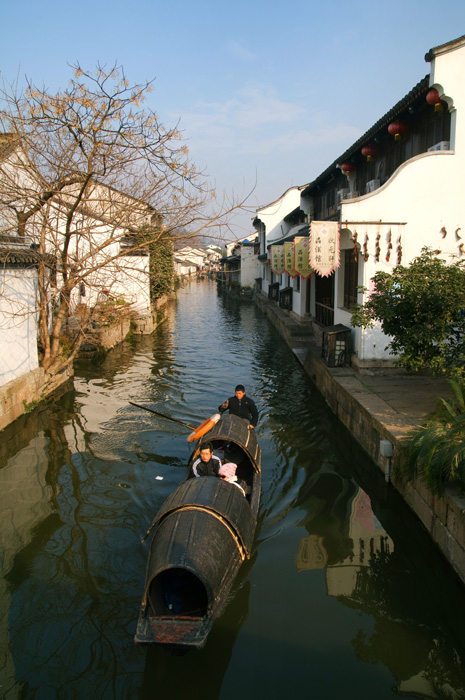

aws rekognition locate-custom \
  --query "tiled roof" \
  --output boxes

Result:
[0,247,41,266]
[302,75,430,196]
[0,238,55,268]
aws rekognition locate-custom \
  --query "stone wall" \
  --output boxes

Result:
[0,365,73,432]
[0,296,173,432]
[254,292,314,348]
[303,348,465,585]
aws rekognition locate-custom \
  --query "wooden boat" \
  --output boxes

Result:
[134,413,261,649]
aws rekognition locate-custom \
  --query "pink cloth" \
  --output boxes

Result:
[219,462,237,479]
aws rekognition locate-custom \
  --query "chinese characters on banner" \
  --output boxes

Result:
[270,245,285,274]
[294,237,314,278]
[284,242,297,277]
[309,221,340,277]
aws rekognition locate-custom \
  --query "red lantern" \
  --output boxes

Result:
[388,121,408,141]
[340,162,356,175]
[361,145,379,162]
[426,88,445,112]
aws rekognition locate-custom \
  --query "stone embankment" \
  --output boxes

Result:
[254,291,465,586]
[0,365,73,432]
[0,296,172,432]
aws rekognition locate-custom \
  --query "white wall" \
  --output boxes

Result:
[240,246,259,288]
[255,186,304,244]
[175,260,197,276]
[339,39,465,363]
[105,255,152,314]
[0,268,39,386]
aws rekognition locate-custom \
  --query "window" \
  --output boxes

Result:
[343,248,358,309]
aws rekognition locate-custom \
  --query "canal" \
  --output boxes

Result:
[1,279,465,700]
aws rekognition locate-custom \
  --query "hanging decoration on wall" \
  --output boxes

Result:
[441,226,447,238]
[361,145,379,162]
[352,230,358,262]
[455,228,462,240]
[375,232,381,262]
[294,237,314,278]
[397,236,402,264]
[386,229,392,262]
[340,162,356,176]
[309,221,340,277]
[363,234,369,262]
[270,245,285,275]
[388,121,409,141]
[284,241,297,277]
[426,88,446,112]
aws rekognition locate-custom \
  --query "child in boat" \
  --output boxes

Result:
[218,462,246,496]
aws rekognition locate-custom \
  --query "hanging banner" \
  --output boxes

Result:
[294,237,314,279]
[270,245,285,275]
[284,241,297,277]
[309,221,340,277]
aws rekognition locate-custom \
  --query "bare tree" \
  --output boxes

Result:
[0,64,248,376]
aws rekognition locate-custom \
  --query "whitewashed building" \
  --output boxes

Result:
[0,237,41,385]
[221,232,259,292]
[255,34,465,369]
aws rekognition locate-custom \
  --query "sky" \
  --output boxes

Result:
[2,0,465,243]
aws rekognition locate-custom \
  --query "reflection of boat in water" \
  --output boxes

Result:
[134,414,261,649]
[140,577,253,700]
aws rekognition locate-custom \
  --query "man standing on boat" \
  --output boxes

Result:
[218,385,258,429]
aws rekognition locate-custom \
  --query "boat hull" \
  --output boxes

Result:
[135,414,261,649]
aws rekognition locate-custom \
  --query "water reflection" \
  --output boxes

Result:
[1,280,465,699]
[296,486,392,585]
[140,565,254,700]
[293,412,465,699]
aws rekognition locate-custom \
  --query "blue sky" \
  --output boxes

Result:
[2,0,465,241]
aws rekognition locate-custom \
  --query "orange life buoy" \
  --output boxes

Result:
[186,413,221,443]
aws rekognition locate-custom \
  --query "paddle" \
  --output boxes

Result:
[129,401,196,431]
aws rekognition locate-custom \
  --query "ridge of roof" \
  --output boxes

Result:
[425,34,465,62]
[254,183,311,218]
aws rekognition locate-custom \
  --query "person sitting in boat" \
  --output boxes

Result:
[190,441,222,478]
[219,462,246,496]
[218,384,258,429]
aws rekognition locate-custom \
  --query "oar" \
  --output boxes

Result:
[129,401,196,431]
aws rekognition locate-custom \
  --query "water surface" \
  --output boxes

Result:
[1,280,465,700]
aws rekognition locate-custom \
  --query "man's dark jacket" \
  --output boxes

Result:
[218,395,258,427]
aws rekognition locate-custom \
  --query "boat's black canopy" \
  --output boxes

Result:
[148,476,256,557]
[189,414,261,472]
[142,476,256,610]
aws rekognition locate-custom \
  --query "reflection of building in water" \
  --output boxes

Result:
[296,488,465,699]
[0,433,53,698]
[296,488,393,599]
[397,672,456,699]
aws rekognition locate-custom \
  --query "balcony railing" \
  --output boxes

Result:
[315,302,334,327]
[268,282,280,302]
[279,286,293,310]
